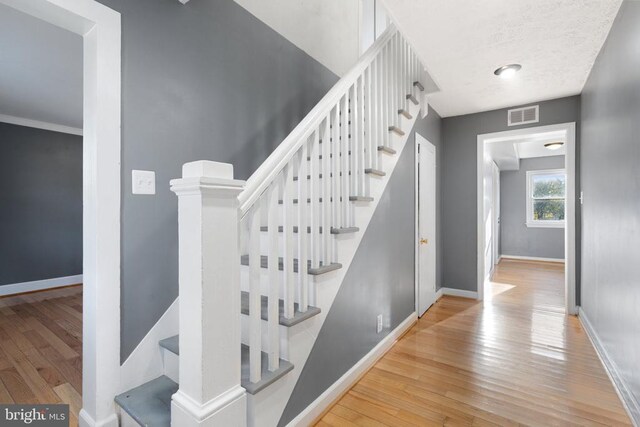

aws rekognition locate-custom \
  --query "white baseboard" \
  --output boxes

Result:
[286,312,417,427]
[578,307,640,426]
[0,274,83,296]
[500,254,565,263]
[437,287,478,300]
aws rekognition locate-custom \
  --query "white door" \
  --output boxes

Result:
[417,134,437,317]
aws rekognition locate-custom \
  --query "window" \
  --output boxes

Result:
[526,169,566,228]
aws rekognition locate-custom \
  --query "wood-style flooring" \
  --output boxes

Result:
[0,285,83,426]
[316,259,631,426]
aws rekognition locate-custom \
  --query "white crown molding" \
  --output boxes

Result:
[0,113,82,136]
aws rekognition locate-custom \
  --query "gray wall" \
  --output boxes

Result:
[94,0,339,361]
[580,0,640,419]
[279,106,442,425]
[441,96,581,292]
[0,123,82,285]
[500,156,565,259]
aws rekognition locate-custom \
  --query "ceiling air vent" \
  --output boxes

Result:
[508,105,539,126]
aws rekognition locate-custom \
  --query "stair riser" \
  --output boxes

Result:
[240,315,291,361]
[119,409,143,427]
[240,265,328,300]
[161,347,179,384]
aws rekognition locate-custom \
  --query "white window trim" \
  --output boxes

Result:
[526,168,566,228]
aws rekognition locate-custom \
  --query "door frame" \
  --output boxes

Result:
[492,161,500,267]
[0,1,122,426]
[476,122,577,315]
[415,133,437,315]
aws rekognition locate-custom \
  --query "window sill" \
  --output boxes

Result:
[526,221,565,229]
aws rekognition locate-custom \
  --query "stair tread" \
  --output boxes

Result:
[378,146,397,155]
[349,196,374,202]
[365,168,386,177]
[331,226,359,234]
[151,337,294,395]
[158,336,179,355]
[278,196,371,204]
[260,225,323,234]
[241,344,294,394]
[115,375,177,427]
[388,126,406,136]
[240,255,342,275]
[406,94,419,105]
[240,290,321,327]
[398,109,413,119]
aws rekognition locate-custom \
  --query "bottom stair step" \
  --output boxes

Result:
[241,344,294,394]
[115,375,177,427]
[153,336,294,395]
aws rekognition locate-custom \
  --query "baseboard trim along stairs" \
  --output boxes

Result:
[285,313,417,426]
[116,23,430,427]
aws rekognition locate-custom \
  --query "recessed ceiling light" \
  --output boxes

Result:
[544,141,565,150]
[494,64,522,79]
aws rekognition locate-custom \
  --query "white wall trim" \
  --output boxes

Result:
[0,275,83,297]
[0,1,123,426]
[437,287,478,300]
[0,113,83,136]
[578,307,640,426]
[285,312,417,427]
[477,122,577,315]
[500,255,565,263]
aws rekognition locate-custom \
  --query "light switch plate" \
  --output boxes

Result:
[132,170,156,195]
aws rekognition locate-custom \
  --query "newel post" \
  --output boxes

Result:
[170,161,247,427]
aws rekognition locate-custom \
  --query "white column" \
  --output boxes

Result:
[170,161,247,427]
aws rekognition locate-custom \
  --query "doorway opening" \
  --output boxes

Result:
[477,123,576,314]
[415,133,437,317]
[0,0,121,425]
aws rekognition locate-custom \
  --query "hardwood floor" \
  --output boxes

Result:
[0,285,83,426]
[316,259,631,426]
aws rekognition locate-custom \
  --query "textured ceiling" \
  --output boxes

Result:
[382,0,622,117]
[0,4,82,128]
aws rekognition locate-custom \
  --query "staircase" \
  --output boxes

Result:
[116,24,426,427]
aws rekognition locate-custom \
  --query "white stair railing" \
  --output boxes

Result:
[237,24,425,385]
[170,23,426,427]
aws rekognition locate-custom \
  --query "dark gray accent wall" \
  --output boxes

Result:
[0,123,82,285]
[441,96,581,292]
[500,156,565,259]
[580,0,640,420]
[93,0,339,361]
[279,106,442,425]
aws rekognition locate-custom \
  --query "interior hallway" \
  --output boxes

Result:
[317,259,631,426]
[0,286,82,426]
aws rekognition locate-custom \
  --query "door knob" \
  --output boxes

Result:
[420,238,428,245]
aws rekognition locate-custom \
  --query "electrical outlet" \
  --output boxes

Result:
[376,314,383,333]
[132,170,156,195]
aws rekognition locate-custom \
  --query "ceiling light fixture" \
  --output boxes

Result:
[494,64,522,79]
[544,141,565,150]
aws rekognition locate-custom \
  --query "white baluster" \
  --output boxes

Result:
[358,72,366,197]
[310,130,320,270]
[248,204,261,384]
[282,164,295,319]
[333,102,341,230]
[298,142,309,312]
[341,94,349,227]
[322,116,332,263]
[267,182,279,372]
